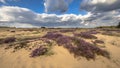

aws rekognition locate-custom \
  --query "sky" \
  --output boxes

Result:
[0,0,120,28]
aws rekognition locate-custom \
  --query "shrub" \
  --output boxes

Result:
[41,26,46,29]
[42,32,63,40]
[59,29,75,33]
[3,37,16,43]
[10,30,15,33]
[71,38,110,60]
[74,32,97,39]
[42,31,110,60]
[30,46,48,57]
[14,41,28,50]
[56,36,72,46]
[117,22,120,28]
[87,30,99,34]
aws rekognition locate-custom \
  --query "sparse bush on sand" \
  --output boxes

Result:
[30,45,48,57]
[71,38,109,60]
[74,32,97,39]
[0,29,110,60]
[0,37,16,44]
[42,32,110,60]
[59,29,75,33]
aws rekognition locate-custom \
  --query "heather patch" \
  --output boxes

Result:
[42,32,110,60]
[74,32,97,39]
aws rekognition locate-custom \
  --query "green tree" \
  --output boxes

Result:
[117,22,120,28]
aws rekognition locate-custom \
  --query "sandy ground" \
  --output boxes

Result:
[0,29,120,68]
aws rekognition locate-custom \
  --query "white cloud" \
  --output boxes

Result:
[82,10,120,27]
[0,5,120,28]
[0,6,87,28]
[79,0,120,27]
[0,0,6,3]
[44,0,72,13]
[80,0,120,12]
[0,0,19,4]
[0,6,37,22]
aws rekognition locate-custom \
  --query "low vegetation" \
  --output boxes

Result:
[74,30,98,39]
[42,31,110,60]
[0,27,113,60]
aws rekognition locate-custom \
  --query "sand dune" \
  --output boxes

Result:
[0,28,120,68]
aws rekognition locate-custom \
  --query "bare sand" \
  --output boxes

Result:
[0,28,120,68]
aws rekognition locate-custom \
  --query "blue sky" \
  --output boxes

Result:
[0,0,120,28]
[0,0,86,15]
[0,0,45,13]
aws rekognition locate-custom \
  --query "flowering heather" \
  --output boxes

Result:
[56,36,72,46]
[30,46,48,57]
[42,31,110,60]
[71,38,110,60]
[74,32,97,39]
[42,32,63,40]
[42,32,73,46]
[87,30,100,34]
[1,37,16,43]
[59,29,75,33]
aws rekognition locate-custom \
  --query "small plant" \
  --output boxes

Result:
[42,31,110,60]
[42,32,63,40]
[74,32,97,39]
[56,36,72,46]
[30,46,48,57]
[10,30,15,33]
[71,38,110,60]
[14,41,28,50]
[1,37,16,44]
[59,29,75,33]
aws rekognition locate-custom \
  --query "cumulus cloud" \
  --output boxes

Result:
[0,0,19,4]
[0,0,6,3]
[0,6,89,28]
[82,11,120,27]
[44,0,72,13]
[80,0,120,12]
[0,5,120,28]
[79,0,120,27]
[0,6,37,22]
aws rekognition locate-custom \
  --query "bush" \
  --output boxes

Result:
[42,32,63,40]
[56,36,72,46]
[59,29,75,33]
[71,38,110,60]
[30,46,48,57]
[74,32,97,39]
[42,31,110,60]
[117,22,120,28]
[0,37,16,44]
